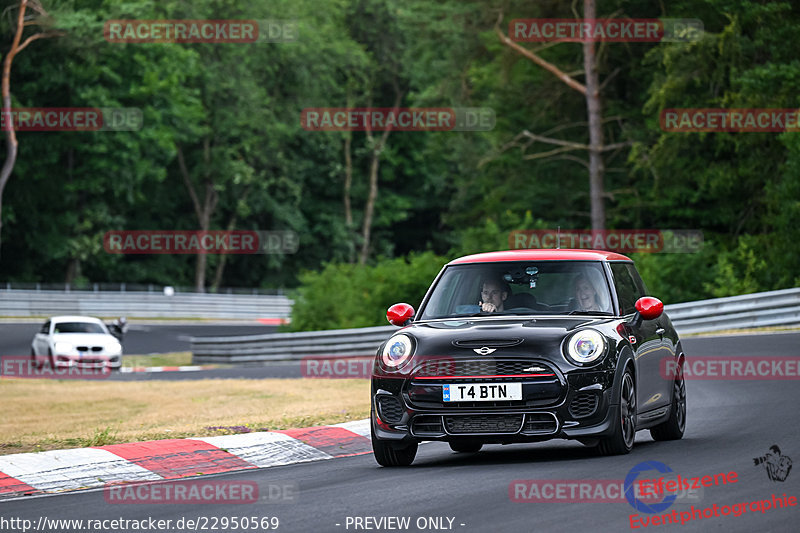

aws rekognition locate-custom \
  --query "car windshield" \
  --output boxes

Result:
[53,322,106,334]
[418,261,614,320]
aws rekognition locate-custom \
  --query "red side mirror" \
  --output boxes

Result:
[635,296,663,321]
[387,303,415,326]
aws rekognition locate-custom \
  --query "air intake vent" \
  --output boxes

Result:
[522,413,558,434]
[444,414,523,434]
[377,396,403,423]
[411,415,444,436]
[569,392,599,418]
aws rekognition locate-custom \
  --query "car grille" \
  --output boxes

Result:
[414,359,555,378]
[76,346,104,352]
[444,414,524,434]
[521,413,558,434]
[569,392,599,418]
[376,396,404,423]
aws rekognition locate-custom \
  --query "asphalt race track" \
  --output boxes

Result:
[2,332,799,532]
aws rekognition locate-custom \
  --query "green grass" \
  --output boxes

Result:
[121,351,194,367]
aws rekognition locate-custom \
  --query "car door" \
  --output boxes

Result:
[33,320,50,357]
[609,263,670,413]
[627,263,678,375]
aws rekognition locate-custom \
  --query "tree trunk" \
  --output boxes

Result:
[359,91,402,265]
[359,149,381,265]
[0,1,26,261]
[0,0,55,260]
[177,142,217,292]
[343,133,355,263]
[583,0,606,230]
[494,5,612,230]
[211,184,250,292]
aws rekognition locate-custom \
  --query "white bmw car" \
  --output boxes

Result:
[30,316,123,370]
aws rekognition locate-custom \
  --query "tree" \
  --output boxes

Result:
[490,1,632,230]
[0,0,60,259]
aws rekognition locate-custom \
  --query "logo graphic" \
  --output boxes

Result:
[473,347,496,356]
[625,461,677,514]
[522,366,546,373]
[754,445,792,482]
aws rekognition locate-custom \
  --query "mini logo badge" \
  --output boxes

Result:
[473,347,496,355]
[522,366,546,373]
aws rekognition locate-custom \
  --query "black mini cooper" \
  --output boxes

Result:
[370,249,686,466]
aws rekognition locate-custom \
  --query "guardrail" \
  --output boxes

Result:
[665,287,800,334]
[190,288,800,363]
[192,326,395,363]
[0,282,284,295]
[0,290,292,320]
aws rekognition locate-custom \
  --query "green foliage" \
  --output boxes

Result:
[287,252,447,331]
[704,235,769,298]
[0,0,798,311]
[630,247,718,304]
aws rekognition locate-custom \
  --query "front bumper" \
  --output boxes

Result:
[54,354,121,369]
[372,364,618,444]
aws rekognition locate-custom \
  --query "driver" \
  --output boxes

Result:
[479,278,510,313]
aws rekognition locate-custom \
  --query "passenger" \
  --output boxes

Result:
[479,278,510,313]
[573,274,602,312]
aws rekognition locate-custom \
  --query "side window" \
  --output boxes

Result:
[610,263,638,315]
[40,321,50,335]
[626,264,648,298]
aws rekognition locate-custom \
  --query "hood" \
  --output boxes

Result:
[52,333,118,347]
[399,316,619,359]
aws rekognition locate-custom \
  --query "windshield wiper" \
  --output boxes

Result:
[567,310,612,316]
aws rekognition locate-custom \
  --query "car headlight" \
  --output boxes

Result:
[565,329,606,365]
[54,341,73,354]
[381,334,414,369]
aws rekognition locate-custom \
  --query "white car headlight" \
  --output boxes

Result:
[381,334,414,369]
[54,341,73,354]
[566,329,606,365]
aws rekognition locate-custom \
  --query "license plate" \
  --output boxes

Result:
[443,383,522,402]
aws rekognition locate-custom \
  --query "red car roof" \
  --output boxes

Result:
[448,249,632,264]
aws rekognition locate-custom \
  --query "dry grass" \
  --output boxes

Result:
[0,378,370,455]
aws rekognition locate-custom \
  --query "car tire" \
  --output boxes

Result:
[30,349,39,369]
[597,369,636,455]
[48,349,55,369]
[650,372,686,441]
[371,419,417,467]
[449,441,482,453]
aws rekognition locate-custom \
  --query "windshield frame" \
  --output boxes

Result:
[415,260,621,321]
